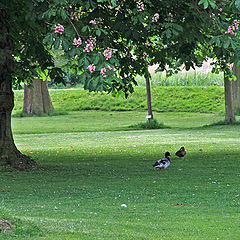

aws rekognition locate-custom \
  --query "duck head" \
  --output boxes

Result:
[165,152,170,158]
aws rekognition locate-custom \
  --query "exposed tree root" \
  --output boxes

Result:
[0,149,37,171]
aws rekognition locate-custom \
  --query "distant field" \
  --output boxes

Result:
[13,86,225,115]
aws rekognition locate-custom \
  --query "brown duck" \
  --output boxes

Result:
[175,147,186,158]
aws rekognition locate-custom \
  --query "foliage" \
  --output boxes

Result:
[1,0,240,94]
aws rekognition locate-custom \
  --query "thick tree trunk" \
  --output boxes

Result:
[0,80,36,170]
[232,63,240,112]
[23,79,54,115]
[0,8,36,169]
[145,76,153,121]
[224,73,236,124]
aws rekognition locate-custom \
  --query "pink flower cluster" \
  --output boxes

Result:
[87,64,116,77]
[83,38,96,52]
[100,67,107,78]
[152,13,159,23]
[137,2,144,11]
[88,64,96,72]
[103,48,116,60]
[73,37,82,47]
[84,43,94,52]
[225,20,239,36]
[107,65,116,71]
[55,24,64,34]
[90,19,97,25]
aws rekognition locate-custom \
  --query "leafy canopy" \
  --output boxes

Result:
[1,0,240,95]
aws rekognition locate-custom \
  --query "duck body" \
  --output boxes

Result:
[153,152,171,170]
[176,147,186,158]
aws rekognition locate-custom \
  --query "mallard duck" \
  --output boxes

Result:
[175,147,186,158]
[153,152,171,171]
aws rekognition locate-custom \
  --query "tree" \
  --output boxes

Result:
[224,73,236,123]
[1,0,240,169]
[23,79,54,115]
[232,62,240,113]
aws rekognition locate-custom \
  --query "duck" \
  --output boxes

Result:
[153,152,171,171]
[175,147,186,158]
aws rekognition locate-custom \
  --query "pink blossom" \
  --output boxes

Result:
[90,19,97,25]
[137,2,144,11]
[152,13,159,23]
[103,48,113,60]
[219,8,223,12]
[55,24,64,34]
[83,38,96,52]
[100,68,107,78]
[83,43,94,52]
[88,64,96,72]
[225,20,239,36]
[103,48,116,60]
[73,37,82,47]
[108,65,116,71]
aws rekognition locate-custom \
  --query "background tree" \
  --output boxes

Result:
[22,79,54,115]
[232,62,240,113]
[1,0,240,169]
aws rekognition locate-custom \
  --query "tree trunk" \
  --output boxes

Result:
[145,76,153,121]
[232,63,240,112]
[0,80,36,170]
[0,8,36,169]
[224,73,236,124]
[23,79,54,115]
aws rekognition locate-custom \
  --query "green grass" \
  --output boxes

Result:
[13,86,225,115]
[1,111,240,239]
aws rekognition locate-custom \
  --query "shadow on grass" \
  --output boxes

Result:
[201,120,240,128]
[128,119,171,130]
[12,110,69,118]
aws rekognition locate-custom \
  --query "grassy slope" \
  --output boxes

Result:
[1,111,240,239]
[13,86,225,114]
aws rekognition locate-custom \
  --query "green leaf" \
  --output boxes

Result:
[235,0,240,8]
[96,29,101,36]
[198,0,209,9]
[223,39,230,48]
[60,9,67,20]
[111,0,117,7]
[62,39,69,51]
[208,0,216,9]
[94,54,100,65]
[54,39,60,50]
[82,26,88,32]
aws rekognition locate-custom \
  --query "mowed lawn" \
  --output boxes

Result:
[1,111,240,239]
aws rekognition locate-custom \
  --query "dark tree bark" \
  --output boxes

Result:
[23,79,54,115]
[145,76,153,121]
[0,8,36,169]
[232,63,240,112]
[0,80,36,169]
[224,73,236,124]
